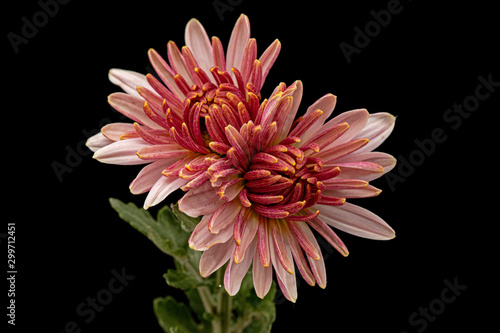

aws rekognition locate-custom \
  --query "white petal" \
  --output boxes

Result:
[86,132,113,152]
[317,202,395,240]
[185,19,213,76]
[93,138,151,165]
[144,176,188,209]
[178,181,226,217]
[109,68,152,97]
[226,14,250,75]
[199,240,235,278]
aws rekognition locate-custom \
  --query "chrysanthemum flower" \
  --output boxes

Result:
[179,81,397,302]
[87,14,280,208]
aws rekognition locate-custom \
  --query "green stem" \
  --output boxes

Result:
[216,266,232,333]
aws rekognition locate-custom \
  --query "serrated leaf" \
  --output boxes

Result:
[164,269,210,291]
[109,198,188,258]
[171,202,200,233]
[154,296,201,333]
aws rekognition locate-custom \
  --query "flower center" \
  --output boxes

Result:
[167,66,261,155]
[240,144,343,219]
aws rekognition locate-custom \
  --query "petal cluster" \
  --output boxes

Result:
[87,14,280,208]
[179,81,397,301]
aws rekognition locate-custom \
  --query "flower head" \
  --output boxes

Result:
[179,81,397,302]
[87,14,280,208]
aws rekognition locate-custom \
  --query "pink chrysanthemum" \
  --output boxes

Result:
[87,14,280,208]
[178,81,397,302]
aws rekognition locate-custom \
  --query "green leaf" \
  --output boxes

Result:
[171,202,200,233]
[232,274,277,333]
[154,296,201,333]
[164,269,210,291]
[109,198,188,258]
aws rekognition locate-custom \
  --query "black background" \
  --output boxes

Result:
[5,0,498,332]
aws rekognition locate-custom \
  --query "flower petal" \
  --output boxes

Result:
[93,138,151,165]
[225,238,256,296]
[178,181,226,217]
[270,231,297,302]
[321,109,369,147]
[226,14,250,75]
[354,113,396,154]
[109,68,151,98]
[101,123,135,141]
[323,184,382,198]
[185,18,213,75]
[129,159,174,194]
[233,210,259,263]
[317,202,395,240]
[334,152,397,181]
[252,249,273,299]
[199,240,235,278]
[108,93,162,129]
[189,215,233,251]
[208,200,243,234]
[299,93,337,144]
[258,39,281,89]
[144,176,188,209]
[86,132,113,152]
[148,48,185,99]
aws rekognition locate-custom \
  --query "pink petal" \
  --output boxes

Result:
[86,132,113,152]
[269,220,294,274]
[325,161,385,180]
[178,181,226,217]
[225,238,256,296]
[252,249,273,299]
[130,159,181,195]
[93,138,151,165]
[136,144,191,160]
[321,109,369,147]
[333,152,397,181]
[199,240,235,278]
[184,18,213,76]
[307,217,349,257]
[287,231,316,286]
[101,123,135,141]
[258,39,281,89]
[298,222,327,288]
[270,231,297,302]
[108,68,151,98]
[211,36,226,71]
[208,200,242,234]
[233,210,259,263]
[257,215,271,267]
[317,202,395,240]
[167,41,195,87]
[147,48,185,99]
[323,185,382,198]
[108,93,162,130]
[299,94,337,144]
[354,113,396,154]
[286,221,320,260]
[144,176,188,209]
[316,138,369,163]
[226,14,250,75]
[277,81,303,143]
[189,215,233,251]
[225,125,251,161]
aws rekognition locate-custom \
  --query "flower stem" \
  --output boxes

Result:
[216,266,232,333]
